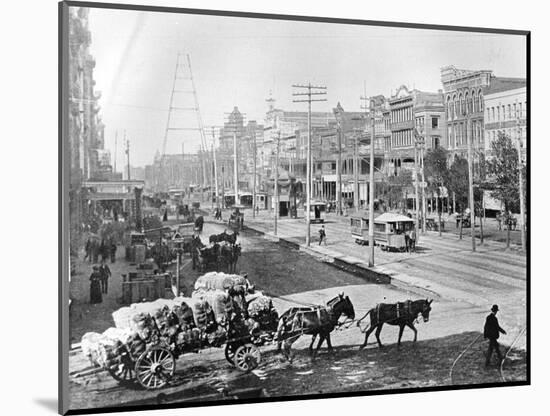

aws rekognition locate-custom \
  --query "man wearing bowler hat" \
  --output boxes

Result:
[483,304,507,367]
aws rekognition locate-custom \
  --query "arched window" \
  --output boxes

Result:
[478,90,483,111]
[458,93,463,115]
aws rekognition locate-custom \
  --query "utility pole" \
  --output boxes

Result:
[516,115,526,251]
[125,136,131,181]
[210,128,220,209]
[414,138,420,242]
[368,99,376,266]
[252,128,257,218]
[420,136,427,234]
[466,112,476,252]
[274,132,280,235]
[233,131,238,206]
[293,83,327,246]
[337,119,343,215]
[113,130,118,174]
[354,133,359,212]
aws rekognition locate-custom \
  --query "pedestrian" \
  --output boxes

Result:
[318,225,327,246]
[483,304,507,368]
[99,260,111,294]
[410,228,417,253]
[89,265,103,304]
[99,239,108,262]
[163,208,168,222]
[84,238,91,262]
[404,231,411,253]
[110,239,117,263]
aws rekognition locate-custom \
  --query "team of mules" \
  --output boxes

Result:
[275,296,433,361]
[195,243,241,273]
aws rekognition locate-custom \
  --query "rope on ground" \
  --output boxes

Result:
[449,333,482,385]
[499,326,526,383]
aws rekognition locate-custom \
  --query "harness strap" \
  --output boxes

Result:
[397,303,400,319]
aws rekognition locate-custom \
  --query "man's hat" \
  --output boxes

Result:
[92,265,99,270]
[491,304,499,312]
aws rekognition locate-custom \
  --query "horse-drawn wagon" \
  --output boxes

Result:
[86,273,279,390]
[103,310,265,389]
[228,205,245,231]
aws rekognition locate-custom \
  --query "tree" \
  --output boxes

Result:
[446,155,469,239]
[486,132,525,248]
[388,169,412,211]
[424,147,449,236]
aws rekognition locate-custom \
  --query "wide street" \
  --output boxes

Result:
[68,211,527,409]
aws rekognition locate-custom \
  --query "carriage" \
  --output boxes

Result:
[103,292,279,390]
[350,212,414,251]
[228,205,245,231]
[304,201,326,224]
[104,315,266,390]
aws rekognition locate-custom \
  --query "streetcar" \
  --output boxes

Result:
[351,212,414,251]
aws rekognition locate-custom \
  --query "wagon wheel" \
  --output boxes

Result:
[135,347,175,390]
[106,352,136,384]
[225,343,238,365]
[234,343,261,372]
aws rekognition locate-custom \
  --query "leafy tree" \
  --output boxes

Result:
[446,155,469,239]
[388,169,412,211]
[486,132,525,247]
[424,147,449,236]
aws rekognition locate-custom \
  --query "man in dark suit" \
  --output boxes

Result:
[483,304,507,367]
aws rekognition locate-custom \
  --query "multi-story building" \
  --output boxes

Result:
[68,7,112,228]
[441,66,492,160]
[387,85,446,175]
[483,81,527,155]
[483,81,527,214]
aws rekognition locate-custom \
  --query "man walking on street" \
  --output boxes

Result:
[110,239,117,263]
[484,304,507,367]
[99,260,111,295]
[318,225,327,246]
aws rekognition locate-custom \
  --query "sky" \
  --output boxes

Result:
[83,6,526,168]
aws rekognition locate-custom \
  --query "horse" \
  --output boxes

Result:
[276,293,355,361]
[356,299,433,349]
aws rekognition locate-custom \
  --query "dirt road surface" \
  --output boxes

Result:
[68,219,526,411]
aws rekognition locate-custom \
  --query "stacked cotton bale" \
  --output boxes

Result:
[81,327,134,368]
[192,289,233,324]
[194,272,250,293]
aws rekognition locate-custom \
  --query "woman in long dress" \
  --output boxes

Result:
[90,265,103,304]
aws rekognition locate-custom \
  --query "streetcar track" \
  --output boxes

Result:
[449,326,526,385]
[499,327,526,382]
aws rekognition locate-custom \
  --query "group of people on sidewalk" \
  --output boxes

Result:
[89,260,112,304]
[84,237,117,264]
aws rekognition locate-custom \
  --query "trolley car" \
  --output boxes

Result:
[351,212,415,251]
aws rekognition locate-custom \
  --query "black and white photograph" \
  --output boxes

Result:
[59,1,529,414]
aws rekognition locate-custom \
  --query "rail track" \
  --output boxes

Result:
[449,326,526,385]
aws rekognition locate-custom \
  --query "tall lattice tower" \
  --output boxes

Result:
[159,53,209,192]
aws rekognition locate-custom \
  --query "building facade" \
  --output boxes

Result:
[68,7,112,229]
[387,86,446,175]
[484,85,527,155]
